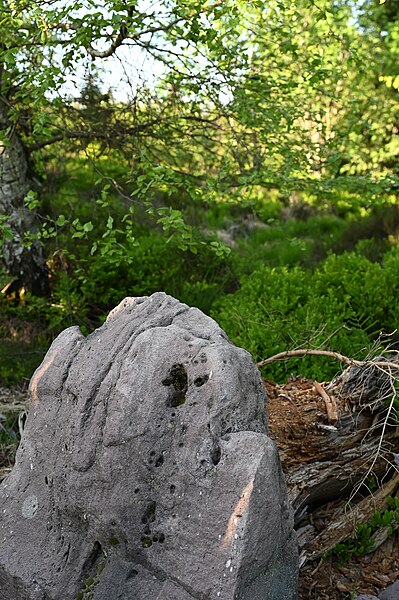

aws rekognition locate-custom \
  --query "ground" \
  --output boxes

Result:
[0,379,398,599]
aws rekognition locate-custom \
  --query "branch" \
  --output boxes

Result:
[87,0,225,59]
[26,119,163,152]
[87,23,130,59]
[313,380,338,423]
[256,349,399,371]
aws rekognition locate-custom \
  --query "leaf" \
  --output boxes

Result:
[83,221,94,233]
[56,214,66,227]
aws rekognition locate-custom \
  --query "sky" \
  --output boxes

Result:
[57,0,168,102]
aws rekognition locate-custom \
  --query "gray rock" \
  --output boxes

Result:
[354,595,379,600]
[379,580,399,599]
[0,293,298,599]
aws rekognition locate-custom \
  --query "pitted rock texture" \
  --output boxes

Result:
[0,293,298,600]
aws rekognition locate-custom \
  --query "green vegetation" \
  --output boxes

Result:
[330,496,399,565]
[0,341,46,385]
[1,0,399,385]
[213,245,399,381]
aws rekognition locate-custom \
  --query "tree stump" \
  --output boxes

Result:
[265,356,399,568]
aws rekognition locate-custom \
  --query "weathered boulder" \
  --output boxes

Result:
[0,293,298,599]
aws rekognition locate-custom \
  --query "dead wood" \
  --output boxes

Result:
[313,380,338,423]
[265,355,399,568]
[257,348,399,371]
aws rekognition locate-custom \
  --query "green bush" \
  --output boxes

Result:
[42,228,237,331]
[212,250,396,381]
[0,340,46,385]
[229,214,345,278]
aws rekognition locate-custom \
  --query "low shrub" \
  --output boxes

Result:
[212,250,397,381]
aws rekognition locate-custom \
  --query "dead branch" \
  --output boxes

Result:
[256,349,399,371]
[313,380,338,423]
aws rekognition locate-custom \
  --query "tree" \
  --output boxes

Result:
[1,0,398,297]
[0,0,239,291]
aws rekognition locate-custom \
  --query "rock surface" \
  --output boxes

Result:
[0,293,298,599]
[378,580,399,600]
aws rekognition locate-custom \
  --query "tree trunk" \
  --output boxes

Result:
[0,97,48,296]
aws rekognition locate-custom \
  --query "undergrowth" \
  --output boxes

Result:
[330,496,399,565]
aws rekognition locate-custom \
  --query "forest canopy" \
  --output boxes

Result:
[1,0,399,382]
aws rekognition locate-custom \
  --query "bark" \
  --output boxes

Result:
[0,97,48,295]
[266,357,399,568]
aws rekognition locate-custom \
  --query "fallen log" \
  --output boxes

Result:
[264,354,399,568]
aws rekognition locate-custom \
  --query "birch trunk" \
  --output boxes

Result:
[0,98,48,295]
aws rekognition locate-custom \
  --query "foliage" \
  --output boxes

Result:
[330,496,399,565]
[0,339,47,385]
[212,248,399,381]
[3,0,399,255]
[2,0,399,385]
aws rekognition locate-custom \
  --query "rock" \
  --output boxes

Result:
[0,293,298,599]
[379,580,399,600]
[353,595,379,600]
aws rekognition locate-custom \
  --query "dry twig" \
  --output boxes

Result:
[256,349,399,371]
[313,380,338,423]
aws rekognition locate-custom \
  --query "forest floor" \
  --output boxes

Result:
[267,377,399,600]
[0,380,398,599]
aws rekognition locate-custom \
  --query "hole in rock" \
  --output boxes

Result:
[134,488,140,494]
[170,484,176,494]
[159,533,165,543]
[141,501,157,525]
[108,537,119,546]
[141,536,152,548]
[126,569,138,580]
[194,374,209,387]
[155,455,164,467]
[162,364,188,407]
[81,541,103,575]
[210,445,221,466]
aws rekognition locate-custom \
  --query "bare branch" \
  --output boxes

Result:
[256,348,399,371]
[313,380,338,423]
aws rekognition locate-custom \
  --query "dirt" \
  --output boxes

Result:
[0,380,398,599]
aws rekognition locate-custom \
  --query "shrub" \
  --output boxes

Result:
[212,250,394,381]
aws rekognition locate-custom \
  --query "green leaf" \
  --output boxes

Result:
[83,221,94,233]
[56,214,66,227]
